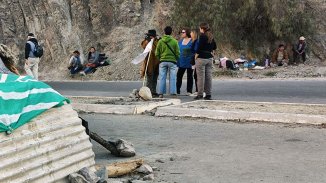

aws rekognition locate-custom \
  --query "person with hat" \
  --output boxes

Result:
[24,33,40,80]
[140,29,160,97]
[292,36,307,65]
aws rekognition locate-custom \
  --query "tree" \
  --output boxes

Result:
[171,0,316,54]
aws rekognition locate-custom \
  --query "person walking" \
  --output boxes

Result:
[24,33,40,80]
[140,29,160,97]
[155,26,180,98]
[292,36,307,65]
[194,23,217,100]
[176,28,194,95]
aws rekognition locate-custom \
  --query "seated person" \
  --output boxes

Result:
[271,44,288,67]
[80,47,99,75]
[68,50,83,75]
[292,36,307,64]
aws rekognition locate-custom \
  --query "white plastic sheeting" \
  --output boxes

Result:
[0,104,95,183]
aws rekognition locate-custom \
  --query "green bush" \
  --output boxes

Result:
[171,0,316,52]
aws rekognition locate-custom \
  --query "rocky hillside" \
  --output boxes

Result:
[0,0,325,81]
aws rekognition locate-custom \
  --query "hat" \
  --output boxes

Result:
[145,29,156,37]
[27,33,34,37]
[299,36,305,41]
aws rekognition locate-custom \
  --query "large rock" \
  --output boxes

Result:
[115,139,136,157]
[68,173,89,183]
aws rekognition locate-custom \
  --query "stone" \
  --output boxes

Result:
[95,165,108,182]
[142,174,155,181]
[68,173,89,183]
[136,164,153,174]
[107,178,128,183]
[78,167,100,183]
[131,180,147,183]
[115,139,136,157]
[139,86,152,101]
[129,89,139,98]
[107,181,123,183]
[155,159,164,163]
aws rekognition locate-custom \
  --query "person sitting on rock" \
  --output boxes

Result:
[292,36,307,65]
[68,50,83,76]
[271,44,289,67]
[80,47,99,75]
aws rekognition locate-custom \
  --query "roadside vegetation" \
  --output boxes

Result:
[170,0,316,57]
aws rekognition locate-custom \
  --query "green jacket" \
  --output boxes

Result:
[155,35,180,63]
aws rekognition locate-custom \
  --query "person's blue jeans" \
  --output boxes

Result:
[158,62,177,95]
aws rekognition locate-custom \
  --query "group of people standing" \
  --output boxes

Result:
[140,23,216,100]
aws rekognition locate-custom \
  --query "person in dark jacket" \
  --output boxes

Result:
[140,29,160,97]
[293,36,307,64]
[194,23,217,100]
[24,33,40,80]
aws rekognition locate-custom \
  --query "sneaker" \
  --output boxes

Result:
[194,95,203,100]
[190,92,198,96]
[186,92,192,96]
[158,94,163,98]
[79,71,86,76]
[203,92,206,98]
[204,95,212,100]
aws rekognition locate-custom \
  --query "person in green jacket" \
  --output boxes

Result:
[155,26,180,98]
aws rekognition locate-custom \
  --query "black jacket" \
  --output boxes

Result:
[196,34,217,59]
[25,38,38,59]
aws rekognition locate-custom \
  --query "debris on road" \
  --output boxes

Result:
[107,159,144,177]
[81,117,136,157]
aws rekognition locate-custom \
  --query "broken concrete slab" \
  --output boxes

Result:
[68,96,180,114]
[156,100,326,125]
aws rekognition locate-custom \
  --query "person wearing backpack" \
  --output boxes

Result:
[155,26,180,98]
[24,33,42,80]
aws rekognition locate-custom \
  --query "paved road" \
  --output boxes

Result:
[82,114,326,183]
[47,79,326,104]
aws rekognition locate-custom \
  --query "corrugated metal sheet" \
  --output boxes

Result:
[0,104,95,183]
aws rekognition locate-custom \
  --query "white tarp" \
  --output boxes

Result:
[131,39,153,65]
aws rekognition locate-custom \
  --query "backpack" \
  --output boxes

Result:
[226,60,237,70]
[28,41,43,58]
[33,43,44,58]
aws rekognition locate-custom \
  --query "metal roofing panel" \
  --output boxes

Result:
[0,104,95,183]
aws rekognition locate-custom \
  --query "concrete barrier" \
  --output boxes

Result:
[0,104,95,183]
[69,96,181,114]
[156,100,326,125]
